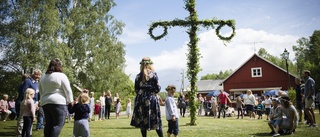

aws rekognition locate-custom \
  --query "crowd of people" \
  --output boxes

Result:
[0,58,133,137]
[1,57,320,137]
[192,70,319,137]
[0,57,180,137]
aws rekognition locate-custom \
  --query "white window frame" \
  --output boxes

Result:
[251,67,262,77]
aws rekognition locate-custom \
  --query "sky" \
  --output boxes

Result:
[110,0,320,92]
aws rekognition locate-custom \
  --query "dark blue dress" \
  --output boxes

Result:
[130,71,162,130]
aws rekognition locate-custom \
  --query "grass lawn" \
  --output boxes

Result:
[1,112,320,137]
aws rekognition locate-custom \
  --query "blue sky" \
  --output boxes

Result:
[110,0,320,91]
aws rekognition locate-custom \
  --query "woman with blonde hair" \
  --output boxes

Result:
[105,90,113,119]
[130,57,163,137]
[126,98,132,118]
[243,90,256,119]
[68,93,91,137]
[211,96,218,118]
[0,94,11,121]
[21,88,36,137]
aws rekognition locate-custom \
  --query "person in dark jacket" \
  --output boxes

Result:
[68,93,90,137]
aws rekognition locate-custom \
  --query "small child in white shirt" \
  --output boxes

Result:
[165,85,179,137]
[126,98,132,118]
[115,98,122,119]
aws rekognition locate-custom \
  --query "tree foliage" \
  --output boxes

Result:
[257,48,298,77]
[0,0,133,99]
[293,30,320,89]
[292,37,311,76]
[0,69,21,96]
[200,69,233,80]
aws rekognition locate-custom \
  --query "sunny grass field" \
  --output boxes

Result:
[1,111,320,137]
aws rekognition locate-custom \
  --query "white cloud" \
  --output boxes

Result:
[266,16,271,20]
[197,28,298,76]
[119,26,149,45]
[124,28,300,90]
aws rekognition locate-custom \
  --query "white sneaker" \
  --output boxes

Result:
[272,133,280,137]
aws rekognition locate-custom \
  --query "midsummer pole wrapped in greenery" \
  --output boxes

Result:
[148,0,236,125]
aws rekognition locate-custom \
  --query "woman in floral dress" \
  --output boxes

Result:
[130,57,163,137]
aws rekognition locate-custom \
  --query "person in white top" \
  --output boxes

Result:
[99,92,106,120]
[243,90,256,119]
[165,85,179,137]
[39,58,73,137]
[115,98,122,119]
[114,93,119,107]
[197,94,204,116]
[126,98,132,118]
[264,95,272,120]
[88,92,94,122]
[0,94,11,121]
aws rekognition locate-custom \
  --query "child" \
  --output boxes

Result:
[94,100,101,121]
[236,96,244,119]
[36,101,44,130]
[67,97,78,123]
[256,100,264,119]
[126,98,132,118]
[68,93,90,137]
[0,94,12,121]
[165,85,179,137]
[21,88,36,137]
[8,96,16,120]
[115,98,122,119]
[211,97,218,118]
[268,98,282,137]
[88,92,94,122]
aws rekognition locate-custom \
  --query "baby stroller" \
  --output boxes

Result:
[204,100,214,116]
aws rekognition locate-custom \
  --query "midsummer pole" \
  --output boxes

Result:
[148,0,236,125]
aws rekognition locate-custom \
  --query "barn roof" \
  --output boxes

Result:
[186,80,223,93]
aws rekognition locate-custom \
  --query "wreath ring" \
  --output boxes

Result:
[149,24,168,40]
[215,22,236,41]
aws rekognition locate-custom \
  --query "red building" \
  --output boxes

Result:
[222,54,296,101]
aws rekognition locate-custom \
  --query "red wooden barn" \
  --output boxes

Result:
[222,54,296,101]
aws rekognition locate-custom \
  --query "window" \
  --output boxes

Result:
[251,67,262,77]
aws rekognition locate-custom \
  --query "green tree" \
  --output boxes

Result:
[292,37,310,76]
[0,1,133,98]
[307,30,320,90]
[292,30,320,90]
[0,0,56,95]
[62,0,128,95]
[200,69,233,80]
[0,0,49,73]
[0,69,21,96]
[257,48,298,77]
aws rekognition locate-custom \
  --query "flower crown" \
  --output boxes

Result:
[140,58,153,65]
[166,85,176,91]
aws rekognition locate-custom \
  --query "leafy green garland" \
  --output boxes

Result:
[148,19,236,41]
[148,0,236,125]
